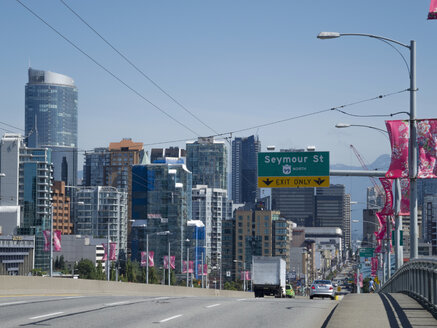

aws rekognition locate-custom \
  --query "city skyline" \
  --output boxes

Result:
[1,1,436,172]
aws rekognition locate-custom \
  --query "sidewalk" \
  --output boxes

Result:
[325,293,436,328]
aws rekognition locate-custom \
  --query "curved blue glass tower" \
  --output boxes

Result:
[25,68,78,185]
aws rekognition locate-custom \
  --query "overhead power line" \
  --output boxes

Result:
[16,0,200,137]
[59,0,219,136]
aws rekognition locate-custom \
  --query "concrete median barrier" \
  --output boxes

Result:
[0,276,252,298]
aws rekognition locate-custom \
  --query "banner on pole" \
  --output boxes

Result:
[164,256,175,269]
[102,243,107,261]
[417,119,437,178]
[428,0,437,19]
[43,230,50,252]
[141,251,154,267]
[109,242,117,261]
[379,178,394,215]
[400,178,410,215]
[385,120,409,179]
[53,230,62,252]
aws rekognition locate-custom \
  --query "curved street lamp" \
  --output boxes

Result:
[319,31,418,260]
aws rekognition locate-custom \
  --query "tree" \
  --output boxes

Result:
[148,267,160,284]
[77,259,97,279]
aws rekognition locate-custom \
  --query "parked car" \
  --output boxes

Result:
[309,280,336,300]
[285,284,295,298]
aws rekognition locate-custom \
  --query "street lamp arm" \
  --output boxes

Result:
[337,33,410,49]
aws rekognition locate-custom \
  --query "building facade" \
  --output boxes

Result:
[52,181,72,234]
[271,188,315,226]
[18,147,53,271]
[186,137,227,190]
[25,68,78,186]
[423,194,437,255]
[231,135,261,204]
[131,163,192,273]
[75,186,128,259]
[0,235,35,275]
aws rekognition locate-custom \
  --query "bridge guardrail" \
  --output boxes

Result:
[380,257,437,317]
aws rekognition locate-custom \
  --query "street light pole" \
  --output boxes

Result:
[168,236,171,286]
[320,32,418,260]
[186,239,190,287]
[107,217,110,281]
[146,233,149,284]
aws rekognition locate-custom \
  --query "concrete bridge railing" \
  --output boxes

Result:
[380,257,437,317]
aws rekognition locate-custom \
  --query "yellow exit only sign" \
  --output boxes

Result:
[257,176,330,188]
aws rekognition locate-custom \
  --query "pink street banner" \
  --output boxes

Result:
[240,271,251,281]
[102,243,107,261]
[43,230,50,252]
[182,261,194,273]
[53,230,62,252]
[385,120,409,179]
[109,242,117,261]
[197,264,208,276]
[379,178,394,215]
[417,119,437,178]
[371,257,378,277]
[429,0,437,19]
[400,178,410,215]
[164,256,175,270]
[141,251,154,267]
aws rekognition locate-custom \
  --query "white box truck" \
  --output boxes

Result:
[252,256,286,298]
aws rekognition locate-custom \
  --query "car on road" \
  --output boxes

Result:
[285,284,295,298]
[309,280,336,300]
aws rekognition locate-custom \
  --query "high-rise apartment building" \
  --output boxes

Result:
[52,181,72,234]
[367,186,385,209]
[234,209,286,276]
[131,163,192,273]
[231,135,261,204]
[344,194,351,251]
[83,139,147,253]
[271,188,315,226]
[315,185,345,228]
[75,186,128,259]
[192,185,233,278]
[18,147,53,271]
[150,147,186,163]
[0,134,23,207]
[25,68,78,186]
[186,137,227,190]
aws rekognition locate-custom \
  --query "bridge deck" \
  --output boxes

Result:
[326,293,436,328]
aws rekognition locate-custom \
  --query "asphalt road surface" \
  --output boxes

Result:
[0,294,337,327]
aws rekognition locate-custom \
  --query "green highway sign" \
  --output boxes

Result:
[258,151,329,177]
[359,248,374,258]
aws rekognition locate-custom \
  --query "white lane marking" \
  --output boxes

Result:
[206,303,220,308]
[105,301,130,306]
[237,299,247,301]
[159,314,183,323]
[152,297,170,300]
[65,296,84,299]
[29,312,64,320]
[0,301,26,306]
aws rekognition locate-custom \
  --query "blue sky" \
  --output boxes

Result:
[1,0,436,172]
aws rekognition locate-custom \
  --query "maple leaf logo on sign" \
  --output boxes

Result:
[282,165,291,175]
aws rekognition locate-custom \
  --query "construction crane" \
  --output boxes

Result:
[350,144,383,195]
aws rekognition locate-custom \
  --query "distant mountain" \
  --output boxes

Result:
[330,154,390,240]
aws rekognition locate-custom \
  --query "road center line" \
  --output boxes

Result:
[29,312,64,320]
[105,301,130,306]
[159,314,183,323]
[206,303,220,308]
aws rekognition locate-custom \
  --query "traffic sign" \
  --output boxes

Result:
[257,151,329,188]
[258,176,329,188]
[258,151,329,177]
[359,248,374,258]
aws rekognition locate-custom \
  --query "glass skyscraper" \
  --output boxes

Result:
[25,68,78,186]
[186,137,227,190]
[231,135,261,204]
